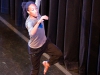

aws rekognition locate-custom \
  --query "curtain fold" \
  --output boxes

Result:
[0,0,1,12]
[56,0,67,64]
[15,0,23,26]
[64,0,81,70]
[98,43,100,75]
[10,0,15,19]
[1,0,9,14]
[41,0,49,35]
[79,0,92,74]
[87,0,100,74]
[56,0,66,53]
[47,0,59,44]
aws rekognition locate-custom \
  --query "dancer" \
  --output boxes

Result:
[21,1,62,75]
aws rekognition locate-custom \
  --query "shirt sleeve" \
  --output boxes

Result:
[27,21,36,36]
[35,0,41,10]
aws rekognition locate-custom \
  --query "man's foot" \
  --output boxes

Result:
[42,61,50,75]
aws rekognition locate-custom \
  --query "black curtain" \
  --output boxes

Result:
[41,0,49,35]
[56,0,66,64]
[47,0,59,44]
[79,0,92,74]
[64,0,81,70]
[1,0,10,14]
[10,0,15,19]
[87,0,100,75]
[0,0,100,75]
[0,0,1,12]
[15,0,23,26]
[79,0,100,75]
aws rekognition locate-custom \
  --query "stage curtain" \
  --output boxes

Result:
[56,0,67,64]
[79,0,92,74]
[64,0,81,70]
[47,0,59,44]
[1,0,10,14]
[80,0,100,75]
[10,0,15,19]
[0,0,100,75]
[86,0,100,75]
[41,0,49,35]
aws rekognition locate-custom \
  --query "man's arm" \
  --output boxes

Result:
[35,0,41,10]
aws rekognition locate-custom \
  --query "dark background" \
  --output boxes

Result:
[0,0,100,75]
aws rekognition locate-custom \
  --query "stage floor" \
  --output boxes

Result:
[0,13,79,75]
